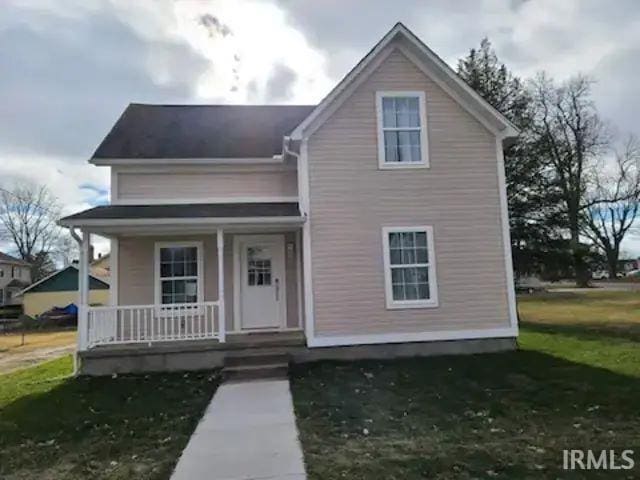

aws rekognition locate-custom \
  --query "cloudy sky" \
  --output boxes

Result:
[1,0,639,256]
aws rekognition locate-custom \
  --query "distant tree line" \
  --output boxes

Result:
[457,39,640,285]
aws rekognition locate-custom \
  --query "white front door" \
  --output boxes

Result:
[238,235,287,330]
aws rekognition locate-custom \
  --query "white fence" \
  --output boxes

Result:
[85,301,224,348]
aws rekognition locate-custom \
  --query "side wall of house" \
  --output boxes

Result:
[0,264,31,290]
[24,290,109,317]
[112,160,298,203]
[117,232,301,331]
[306,46,512,339]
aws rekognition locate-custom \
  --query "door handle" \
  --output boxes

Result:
[275,278,280,301]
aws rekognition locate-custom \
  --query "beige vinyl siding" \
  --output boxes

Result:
[117,232,300,331]
[307,46,511,337]
[114,163,298,202]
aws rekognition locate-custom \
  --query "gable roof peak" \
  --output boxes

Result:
[290,21,519,141]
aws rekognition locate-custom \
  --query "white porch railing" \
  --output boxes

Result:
[85,301,224,348]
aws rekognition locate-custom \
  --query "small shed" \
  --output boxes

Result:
[18,265,110,317]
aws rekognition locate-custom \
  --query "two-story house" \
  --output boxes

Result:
[61,23,519,375]
[0,252,31,307]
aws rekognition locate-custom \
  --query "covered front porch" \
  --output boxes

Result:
[60,203,307,355]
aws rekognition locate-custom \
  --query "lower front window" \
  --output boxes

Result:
[383,226,438,309]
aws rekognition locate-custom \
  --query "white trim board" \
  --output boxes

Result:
[496,138,519,334]
[113,196,299,206]
[60,216,306,228]
[299,139,316,340]
[110,238,118,306]
[307,327,518,348]
[92,157,283,166]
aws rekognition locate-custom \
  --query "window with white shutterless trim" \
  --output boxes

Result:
[154,242,203,306]
[382,226,438,309]
[376,91,429,168]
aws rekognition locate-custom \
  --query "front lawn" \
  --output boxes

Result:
[291,291,640,479]
[0,356,219,479]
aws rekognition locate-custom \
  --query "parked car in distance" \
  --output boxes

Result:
[592,270,609,280]
[515,276,545,294]
[626,269,640,278]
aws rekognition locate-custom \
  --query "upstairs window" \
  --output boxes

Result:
[376,91,428,168]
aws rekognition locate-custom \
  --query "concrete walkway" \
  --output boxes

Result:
[171,379,307,480]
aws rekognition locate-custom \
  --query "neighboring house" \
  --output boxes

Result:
[60,23,519,374]
[0,252,31,307]
[91,253,111,280]
[18,265,109,317]
[619,258,640,274]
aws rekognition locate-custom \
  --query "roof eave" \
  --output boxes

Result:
[89,157,284,166]
[59,215,307,229]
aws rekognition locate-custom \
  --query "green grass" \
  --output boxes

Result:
[291,291,640,479]
[0,357,219,479]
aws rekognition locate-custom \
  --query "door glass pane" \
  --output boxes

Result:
[247,247,272,287]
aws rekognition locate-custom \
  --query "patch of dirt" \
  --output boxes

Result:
[0,344,75,374]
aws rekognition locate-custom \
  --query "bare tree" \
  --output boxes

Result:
[583,136,640,278]
[0,183,63,280]
[530,74,610,286]
[55,234,79,267]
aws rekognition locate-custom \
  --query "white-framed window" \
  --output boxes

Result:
[376,91,429,169]
[0,268,4,278]
[11,266,17,278]
[154,242,204,307]
[382,226,438,309]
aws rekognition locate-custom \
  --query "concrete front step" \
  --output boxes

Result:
[223,363,289,382]
[224,352,290,368]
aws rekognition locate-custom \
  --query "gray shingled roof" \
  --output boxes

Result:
[92,104,315,159]
[60,203,301,222]
[0,252,29,266]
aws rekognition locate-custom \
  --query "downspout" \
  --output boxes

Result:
[282,136,298,159]
[69,226,82,246]
[283,136,305,219]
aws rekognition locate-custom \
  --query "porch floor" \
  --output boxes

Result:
[83,330,306,357]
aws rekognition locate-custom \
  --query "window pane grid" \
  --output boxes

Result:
[387,230,432,303]
[159,246,199,305]
[381,95,423,164]
[248,259,272,286]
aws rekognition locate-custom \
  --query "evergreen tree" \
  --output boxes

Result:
[457,38,562,277]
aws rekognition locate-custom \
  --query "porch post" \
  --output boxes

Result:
[77,230,91,351]
[217,228,226,342]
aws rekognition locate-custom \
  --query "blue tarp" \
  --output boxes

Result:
[58,303,78,315]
